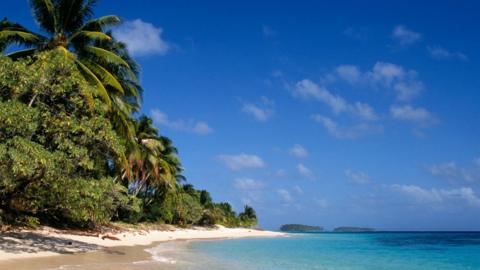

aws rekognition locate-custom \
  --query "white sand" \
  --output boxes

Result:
[0,225,285,261]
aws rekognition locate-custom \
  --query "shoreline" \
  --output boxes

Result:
[0,225,286,263]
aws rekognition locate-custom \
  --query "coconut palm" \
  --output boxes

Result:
[127,116,183,196]
[0,0,140,108]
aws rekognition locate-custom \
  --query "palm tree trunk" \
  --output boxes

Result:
[28,93,38,107]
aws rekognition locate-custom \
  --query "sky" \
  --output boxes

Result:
[4,0,480,231]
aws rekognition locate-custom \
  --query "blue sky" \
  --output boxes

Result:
[4,0,480,230]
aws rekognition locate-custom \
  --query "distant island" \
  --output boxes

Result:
[333,227,375,232]
[280,224,324,232]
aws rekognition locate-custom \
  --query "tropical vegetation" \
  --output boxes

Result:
[279,224,324,232]
[0,0,257,229]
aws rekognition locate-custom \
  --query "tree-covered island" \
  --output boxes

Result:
[280,224,324,232]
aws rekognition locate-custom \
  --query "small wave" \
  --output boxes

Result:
[144,244,178,264]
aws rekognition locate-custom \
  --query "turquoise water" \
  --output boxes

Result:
[174,232,480,270]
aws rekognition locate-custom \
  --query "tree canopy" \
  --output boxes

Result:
[0,0,257,229]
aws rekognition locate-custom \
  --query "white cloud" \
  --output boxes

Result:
[368,62,405,85]
[428,159,480,183]
[335,65,362,84]
[277,189,294,203]
[234,178,265,190]
[370,62,424,101]
[392,81,424,101]
[241,97,275,122]
[353,102,379,121]
[345,169,371,184]
[392,184,480,207]
[217,153,265,171]
[192,122,213,134]
[290,144,308,158]
[150,109,213,135]
[391,25,422,46]
[234,178,265,204]
[293,79,378,121]
[311,114,383,139]
[331,62,424,101]
[297,163,315,180]
[293,79,347,113]
[428,46,468,61]
[390,105,434,124]
[113,19,170,56]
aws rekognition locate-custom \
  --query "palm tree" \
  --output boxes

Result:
[126,116,183,196]
[0,0,140,108]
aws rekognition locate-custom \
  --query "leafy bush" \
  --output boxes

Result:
[0,53,129,228]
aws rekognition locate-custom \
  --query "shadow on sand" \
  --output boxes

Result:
[0,231,100,255]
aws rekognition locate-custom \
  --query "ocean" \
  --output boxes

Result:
[146,232,480,270]
[10,232,480,270]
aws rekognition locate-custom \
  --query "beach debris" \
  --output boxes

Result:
[101,234,120,241]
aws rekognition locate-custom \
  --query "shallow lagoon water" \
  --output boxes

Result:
[6,232,480,270]
[178,232,480,270]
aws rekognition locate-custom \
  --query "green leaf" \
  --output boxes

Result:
[75,59,111,107]
[0,30,42,43]
[85,46,130,67]
[82,15,121,31]
[69,30,112,43]
[81,59,124,94]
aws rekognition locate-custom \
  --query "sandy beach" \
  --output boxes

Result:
[0,225,285,263]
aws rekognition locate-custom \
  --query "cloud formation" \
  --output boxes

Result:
[241,97,275,122]
[390,105,434,125]
[290,144,308,158]
[293,79,379,121]
[277,189,294,203]
[151,109,213,135]
[391,25,422,46]
[428,159,480,183]
[333,62,425,101]
[297,163,315,180]
[428,46,468,61]
[311,114,383,139]
[345,169,371,184]
[217,153,265,171]
[113,19,170,56]
[392,184,480,207]
[234,178,265,204]
[234,178,265,190]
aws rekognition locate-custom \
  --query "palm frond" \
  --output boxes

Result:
[81,15,121,32]
[0,19,45,49]
[69,30,111,43]
[0,30,42,44]
[81,59,124,94]
[85,46,130,67]
[57,0,90,33]
[75,59,111,106]
[7,48,36,60]
[29,0,57,33]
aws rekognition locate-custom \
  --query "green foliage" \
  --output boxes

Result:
[238,205,258,227]
[0,52,128,227]
[0,1,260,230]
[145,189,202,226]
